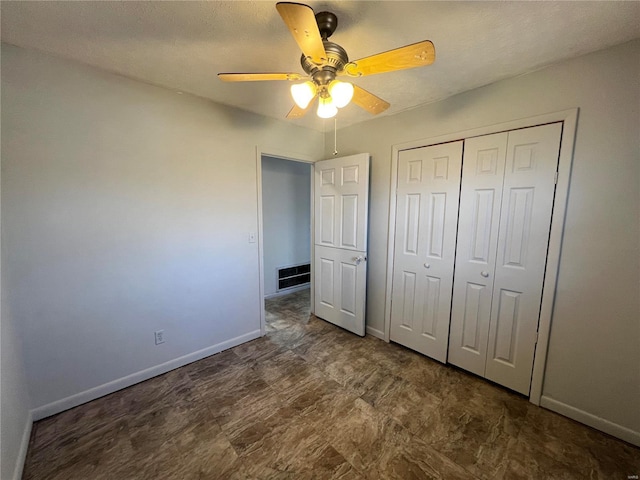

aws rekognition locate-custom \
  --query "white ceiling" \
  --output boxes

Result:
[2,1,639,132]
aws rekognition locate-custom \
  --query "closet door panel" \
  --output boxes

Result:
[485,123,562,394]
[390,141,463,362]
[448,132,508,375]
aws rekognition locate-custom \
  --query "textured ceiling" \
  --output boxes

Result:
[2,1,640,131]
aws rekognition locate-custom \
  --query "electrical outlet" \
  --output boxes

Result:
[154,330,165,345]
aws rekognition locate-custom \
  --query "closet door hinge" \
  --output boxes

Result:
[554,171,559,185]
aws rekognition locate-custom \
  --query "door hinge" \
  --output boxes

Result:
[554,171,559,185]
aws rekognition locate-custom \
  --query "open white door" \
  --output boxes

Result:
[314,153,369,336]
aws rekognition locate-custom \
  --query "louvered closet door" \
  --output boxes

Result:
[484,123,562,394]
[448,132,509,375]
[390,141,463,362]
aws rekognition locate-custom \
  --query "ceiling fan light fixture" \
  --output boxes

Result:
[329,80,354,108]
[291,81,316,109]
[317,96,337,118]
[220,4,434,120]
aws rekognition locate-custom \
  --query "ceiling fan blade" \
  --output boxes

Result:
[276,2,327,64]
[218,73,304,82]
[286,96,316,118]
[352,85,390,115]
[346,40,435,77]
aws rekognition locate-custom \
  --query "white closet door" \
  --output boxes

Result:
[448,132,509,374]
[390,141,463,362]
[485,123,562,394]
[314,153,369,336]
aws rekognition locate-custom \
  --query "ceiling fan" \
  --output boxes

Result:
[218,2,435,120]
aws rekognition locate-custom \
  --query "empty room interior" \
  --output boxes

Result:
[1,1,639,479]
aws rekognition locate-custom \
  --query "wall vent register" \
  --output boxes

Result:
[277,263,311,291]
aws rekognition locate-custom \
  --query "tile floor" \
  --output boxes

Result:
[23,288,639,479]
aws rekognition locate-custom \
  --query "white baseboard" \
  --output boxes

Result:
[540,395,640,447]
[264,285,310,299]
[12,410,33,480]
[31,330,262,421]
[366,325,385,340]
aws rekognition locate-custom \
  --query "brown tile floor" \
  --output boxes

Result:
[23,288,640,479]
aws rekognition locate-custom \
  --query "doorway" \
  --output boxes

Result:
[257,150,371,338]
[259,154,313,332]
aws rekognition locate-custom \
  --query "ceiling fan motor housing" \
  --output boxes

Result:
[300,40,349,80]
[299,9,349,93]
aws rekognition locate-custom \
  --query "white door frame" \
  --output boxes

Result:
[384,109,578,405]
[256,146,316,336]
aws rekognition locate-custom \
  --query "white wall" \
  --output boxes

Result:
[2,35,638,461]
[1,44,323,414]
[261,157,311,297]
[325,40,640,440]
[1,195,32,480]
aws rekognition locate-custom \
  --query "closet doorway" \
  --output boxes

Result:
[384,110,578,404]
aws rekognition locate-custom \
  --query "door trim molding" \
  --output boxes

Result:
[384,108,579,405]
[255,146,315,336]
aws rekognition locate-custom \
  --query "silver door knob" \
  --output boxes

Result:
[481,271,489,278]
[424,263,431,269]
[353,255,366,265]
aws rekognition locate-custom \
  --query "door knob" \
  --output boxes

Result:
[353,255,367,265]
[424,263,431,269]
[481,271,489,278]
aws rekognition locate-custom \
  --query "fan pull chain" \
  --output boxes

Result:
[333,118,338,156]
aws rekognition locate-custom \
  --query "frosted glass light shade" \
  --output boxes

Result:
[290,82,316,109]
[317,96,337,118]
[328,81,354,108]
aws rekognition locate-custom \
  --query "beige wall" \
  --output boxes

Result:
[325,40,640,437]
